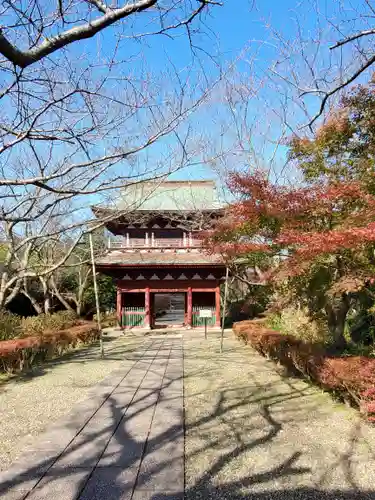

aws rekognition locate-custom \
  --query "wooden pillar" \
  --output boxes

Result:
[145,287,151,329]
[215,285,221,328]
[117,289,122,327]
[187,287,193,328]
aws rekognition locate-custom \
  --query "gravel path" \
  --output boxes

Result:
[0,329,143,471]
[184,330,375,500]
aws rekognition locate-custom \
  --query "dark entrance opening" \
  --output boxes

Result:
[152,292,186,328]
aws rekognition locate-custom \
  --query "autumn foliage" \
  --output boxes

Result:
[211,171,375,269]
[233,320,375,422]
[0,322,99,373]
[212,81,375,350]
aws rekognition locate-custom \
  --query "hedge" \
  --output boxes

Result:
[0,322,99,374]
[233,320,375,422]
[0,310,79,341]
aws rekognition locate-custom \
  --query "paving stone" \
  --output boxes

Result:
[52,399,108,434]
[136,455,184,492]
[117,373,139,393]
[150,405,183,436]
[48,413,93,437]
[148,427,184,453]
[131,491,184,500]
[27,467,91,500]
[0,447,59,489]
[111,385,142,400]
[79,466,135,500]
[142,369,165,379]
[158,392,183,407]
[149,419,183,442]
[38,425,80,451]
[115,408,155,440]
[78,418,119,440]
[161,385,183,398]
[148,377,167,385]
[55,432,112,468]
[170,349,183,355]
[82,399,128,427]
[94,371,128,387]
[145,434,184,461]
[165,366,183,378]
[113,387,146,402]
[0,462,52,499]
[126,392,159,414]
[0,338,184,500]
[98,437,145,467]
[1,488,31,500]
[165,362,183,372]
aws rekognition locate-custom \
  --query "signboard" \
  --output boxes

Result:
[199,309,213,319]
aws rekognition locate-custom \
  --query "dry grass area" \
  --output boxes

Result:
[0,330,141,470]
[184,330,375,499]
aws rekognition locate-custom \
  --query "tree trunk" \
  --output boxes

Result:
[54,289,74,312]
[76,287,85,317]
[40,276,52,315]
[44,295,51,315]
[326,294,350,351]
[21,290,43,315]
[50,276,75,313]
[0,287,6,310]
[75,267,90,318]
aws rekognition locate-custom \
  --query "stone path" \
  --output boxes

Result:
[3,329,375,500]
[0,337,183,500]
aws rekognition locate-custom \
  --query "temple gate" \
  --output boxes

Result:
[93,180,226,330]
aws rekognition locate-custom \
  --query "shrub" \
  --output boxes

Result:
[266,306,331,345]
[45,310,78,331]
[233,320,375,422]
[20,315,47,337]
[95,312,118,328]
[20,310,78,337]
[0,323,99,374]
[0,311,22,340]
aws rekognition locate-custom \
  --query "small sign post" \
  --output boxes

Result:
[199,309,213,339]
[221,267,229,353]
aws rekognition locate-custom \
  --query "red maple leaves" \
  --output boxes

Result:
[211,171,375,276]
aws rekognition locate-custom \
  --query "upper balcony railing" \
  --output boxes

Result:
[108,236,203,249]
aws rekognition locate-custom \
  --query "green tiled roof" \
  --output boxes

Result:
[116,180,224,211]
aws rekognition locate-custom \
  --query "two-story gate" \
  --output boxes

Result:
[93,180,226,330]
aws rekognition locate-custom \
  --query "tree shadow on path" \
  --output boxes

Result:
[0,337,374,499]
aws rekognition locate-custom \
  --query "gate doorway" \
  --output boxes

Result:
[152,293,186,328]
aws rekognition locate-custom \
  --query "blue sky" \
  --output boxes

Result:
[44,0,375,212]
[4,1,374,237]
[97,0,372,185]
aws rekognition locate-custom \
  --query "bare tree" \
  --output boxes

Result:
[0,0,225,309]
[0,1,220,68]
[261,1,375,127]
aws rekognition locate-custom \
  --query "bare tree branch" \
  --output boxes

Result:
[0,0,218,69]
[0,0,158,68]
[330,29,375,50]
